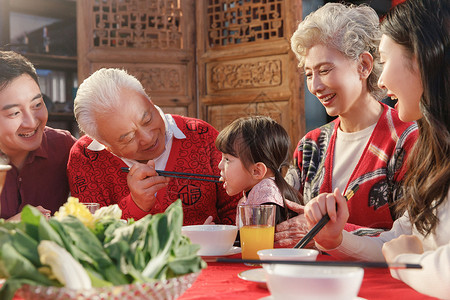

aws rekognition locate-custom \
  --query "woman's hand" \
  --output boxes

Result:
[274,214,311,248]
[304,188,349,249]
[274,200,311,248]
[382,235,424,262]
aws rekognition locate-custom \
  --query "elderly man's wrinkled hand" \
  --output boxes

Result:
[126,160,170,211]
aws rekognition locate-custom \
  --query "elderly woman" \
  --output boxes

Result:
[68,68,240,224]
[275,3,418,247]
[303,0,449,297]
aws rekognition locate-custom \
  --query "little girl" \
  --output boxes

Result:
[215,116,302,224]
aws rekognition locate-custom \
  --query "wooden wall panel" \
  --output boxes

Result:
[196,0,305,147]
[91,62,190,115]
[78,0,305,146]
[207,100,290,132]
[204,54,290,102]
[77,0,196,116]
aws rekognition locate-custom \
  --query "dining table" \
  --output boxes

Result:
[178,253,438,300]
[9,252,437,300]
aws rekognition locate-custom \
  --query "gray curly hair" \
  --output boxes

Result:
[291,3,385,100]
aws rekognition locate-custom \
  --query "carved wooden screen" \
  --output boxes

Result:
[197,0,305,146]
[77,0,196,116]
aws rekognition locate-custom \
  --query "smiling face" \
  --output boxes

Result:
[378,35,423,122]
[218,153,257,196]
[304,44,366,118]
[95,88,166,162]
[0,74,48,164]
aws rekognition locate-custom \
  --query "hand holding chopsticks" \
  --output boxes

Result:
[294,184,360,249]
[121,167,221,183]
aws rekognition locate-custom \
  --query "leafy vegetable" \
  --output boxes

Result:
[38,240,92,289]
[0,199,205,300]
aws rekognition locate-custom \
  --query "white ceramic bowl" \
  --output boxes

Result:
[265,264,364,300]
[181,225,237,256]
[257,248,319,261]
[257,248,319,274]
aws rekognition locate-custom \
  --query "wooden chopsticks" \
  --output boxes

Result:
[294,184,360,249]
[120,167,221,183]
[216,257,422,269]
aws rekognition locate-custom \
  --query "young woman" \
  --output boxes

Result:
[216,116,301,224]
[304,0,449,297]
[275,3,418,247]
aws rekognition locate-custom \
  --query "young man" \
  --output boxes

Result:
[0,51,76,220]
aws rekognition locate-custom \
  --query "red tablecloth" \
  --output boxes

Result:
[10,254,437,300]
[179,254,438,300]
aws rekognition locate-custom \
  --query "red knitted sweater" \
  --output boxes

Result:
[67,115,240,225]
[293,104,418,235]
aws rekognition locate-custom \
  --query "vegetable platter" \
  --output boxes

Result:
[0,198,206,300]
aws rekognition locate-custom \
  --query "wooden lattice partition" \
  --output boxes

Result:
[77,0,305,143]
[207,0,284,46]
[91,0,183,49]
[197,0,305,146]
[77,0,196,116]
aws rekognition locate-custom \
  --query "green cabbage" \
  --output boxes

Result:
[0,199,205,300]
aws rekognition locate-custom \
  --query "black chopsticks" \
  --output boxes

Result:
[294,184,360,249]
[216,257,422,269]
[120,167,221,183]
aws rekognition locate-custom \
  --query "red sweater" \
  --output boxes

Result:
[67,115,240,225]
[294,104,418,234]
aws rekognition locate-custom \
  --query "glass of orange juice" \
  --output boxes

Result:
[238,204,275,263]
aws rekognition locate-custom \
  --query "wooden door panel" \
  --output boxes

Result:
[78,0,305,143]
[197,0,305,145]
[206,54,288,98]
[90,61,190,115]
[77,0,195,117]
[207,100,290,131]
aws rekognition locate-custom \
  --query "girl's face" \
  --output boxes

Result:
[304,44,365,118]
[0,74,48,160]
[378,34,423,122]
[218,153,258,196]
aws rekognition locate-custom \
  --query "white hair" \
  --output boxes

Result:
[74,68,149,140]
[291,3,385,100]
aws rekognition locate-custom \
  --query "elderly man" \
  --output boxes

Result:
[0,51,76,220]
[68,68,240,224]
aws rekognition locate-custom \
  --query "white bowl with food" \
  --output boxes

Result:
[265,264,364,300]
[181,224,238,256]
